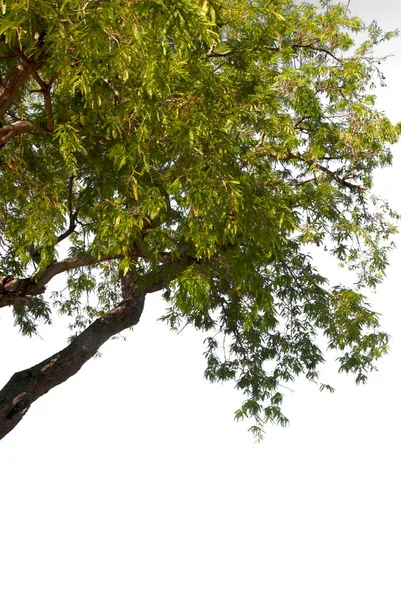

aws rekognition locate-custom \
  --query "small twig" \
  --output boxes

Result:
[291,44,343,63]
[103,78,122,103]
[56,176,78,243]
[288,152,367,192]
[207,49,234,58]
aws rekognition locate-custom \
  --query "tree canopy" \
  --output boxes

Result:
[0,0,399,440]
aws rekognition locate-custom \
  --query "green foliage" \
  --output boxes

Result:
[0,0,399,436]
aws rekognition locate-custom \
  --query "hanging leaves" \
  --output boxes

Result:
[0,0,400,436]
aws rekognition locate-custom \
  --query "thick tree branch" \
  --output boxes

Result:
[0,61,32,120]
[0,119,34,146]
[0,37,47,120]
[0,252,142,308]
[0,252,200,440]
[35,255,133,287]
[0,287,146,440]
[0,244,197,308]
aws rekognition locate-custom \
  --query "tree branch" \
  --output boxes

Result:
[0,61,32,120]
[0,34,47,119]
[206,43,343,63]
[55,176,78,244]
[290,43,343,63]
[288,152,367,192]
[0,287,146,440]
[10,46,54,131]
[0,119,34,146]
[10,46,47,90]
[0,246,196,308]
[0,251,201,440]
[0,252,142,308]
[103,77,122,103]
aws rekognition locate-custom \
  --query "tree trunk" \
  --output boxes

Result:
[0,289,145,441]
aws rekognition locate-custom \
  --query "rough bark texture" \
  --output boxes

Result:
[0,119,34,146]
[0,61,32,119]
[0,289,145,441]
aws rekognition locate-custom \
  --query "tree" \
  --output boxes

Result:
[0,0,399,441]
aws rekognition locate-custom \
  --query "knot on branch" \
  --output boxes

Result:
[0,275,46,307]
[6,391,32,420]
[1,275,18,288]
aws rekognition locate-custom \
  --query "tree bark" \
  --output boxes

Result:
[0,289,145,441]
[0,119,34,146]
[0,40,47,121]
[0,62,32,120]
[0,254,127,308]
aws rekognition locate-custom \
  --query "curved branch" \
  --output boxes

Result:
[35,254,138,287]
[55,176,78,244]
[0,49,46,120]
[10,46,54,131]
[0,288,146,440]
[0,62,31,120]
[0,245,196,308]
[0,252,142,308]
[288,152,367,192]
[0,119,34,146]
[0,253,200,440]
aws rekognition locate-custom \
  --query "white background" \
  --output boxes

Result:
[1,1,400,598]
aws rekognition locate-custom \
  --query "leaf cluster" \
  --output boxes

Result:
[0,0,399,435]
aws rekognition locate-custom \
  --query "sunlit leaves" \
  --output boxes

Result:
[0,0,399,436]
